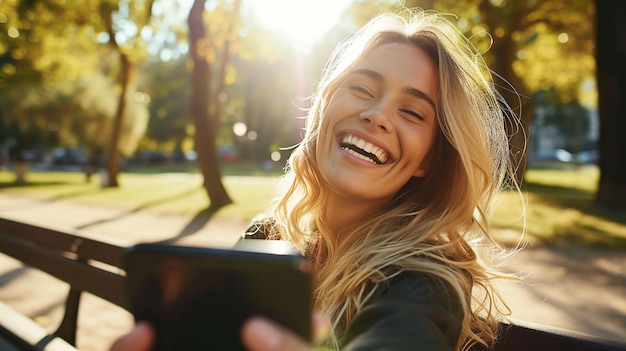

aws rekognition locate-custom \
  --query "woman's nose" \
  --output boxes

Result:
[358,102,393,133]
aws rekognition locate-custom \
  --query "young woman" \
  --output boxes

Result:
[111,8,522,351]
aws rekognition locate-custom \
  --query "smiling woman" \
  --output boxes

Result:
[109,8,526,351]
[243,0,353,52]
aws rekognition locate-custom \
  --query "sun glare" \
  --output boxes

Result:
[245,0,353,52]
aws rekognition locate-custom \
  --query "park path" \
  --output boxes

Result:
[0,192,624,351]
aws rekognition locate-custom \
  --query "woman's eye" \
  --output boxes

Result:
[400,109,425,121]
[349,85,374,98]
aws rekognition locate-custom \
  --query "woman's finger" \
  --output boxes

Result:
[241,317,311,351]
[109,322,155,351]
[311,312,331,345]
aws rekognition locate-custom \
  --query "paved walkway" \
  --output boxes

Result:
[0,193,624,351]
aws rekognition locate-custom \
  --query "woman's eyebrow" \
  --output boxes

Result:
[352,68,436,112]
[403,86,436,113]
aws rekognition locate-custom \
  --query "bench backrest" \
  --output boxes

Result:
[484,319,626,351]
[0,217,129,346]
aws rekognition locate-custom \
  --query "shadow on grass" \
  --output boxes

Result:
[523,181,594,197]
[0,266,29,288]
[517,181,626,248]
[73,186,234,244]
[525,180,626,222]
[75,186,202,230]
[1,172,230,243]
[0,181,69,189]
[0,179,133,208]
[0,179,109,210]
[155,205,224,245]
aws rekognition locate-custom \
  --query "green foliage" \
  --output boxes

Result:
[226,55,300,161]
[0,0,106,89]
[2,72,148,159]
[386,0,595,112]
[100,0,158,59]
[67,73,149,157]
[441,0,594,101]
[138,57,190,151]
[0,0,162,172]
[1,80,70,154]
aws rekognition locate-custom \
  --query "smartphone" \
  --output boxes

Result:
[124,242,312,351]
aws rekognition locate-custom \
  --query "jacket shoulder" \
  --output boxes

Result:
[342,272,464,351]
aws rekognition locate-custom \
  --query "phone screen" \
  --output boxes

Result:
[124,243,312,351]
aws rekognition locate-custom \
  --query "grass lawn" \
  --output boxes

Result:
[1,164,625,249]
[0,167,279,220]
[492,166,626,248]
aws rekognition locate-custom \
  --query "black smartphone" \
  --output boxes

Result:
[124,242,312,351]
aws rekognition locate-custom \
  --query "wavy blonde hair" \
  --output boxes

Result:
[262,8,522,351]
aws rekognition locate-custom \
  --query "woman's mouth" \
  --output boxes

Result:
[340,134,389,165]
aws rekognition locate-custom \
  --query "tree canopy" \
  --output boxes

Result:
[2,0,615,207]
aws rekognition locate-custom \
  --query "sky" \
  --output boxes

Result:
[143,0,354,60]
[243,0,353,52]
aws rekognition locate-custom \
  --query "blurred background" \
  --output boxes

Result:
[0,0,607,194]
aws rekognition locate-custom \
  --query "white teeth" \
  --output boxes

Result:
[344,148,377,163]
[341,134,389,164]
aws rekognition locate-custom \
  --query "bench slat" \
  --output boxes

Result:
[0,232,130,311]
[492,320,626,351]
[0,217,124,268]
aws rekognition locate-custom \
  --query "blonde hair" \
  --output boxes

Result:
[264,8,521,351]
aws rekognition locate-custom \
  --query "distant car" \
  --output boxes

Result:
[530,148,598,166]
[139,150,167,164]
[555,149,599,164]
[576,150,598,164]
[20,149,45,163]
[51,147,86,166]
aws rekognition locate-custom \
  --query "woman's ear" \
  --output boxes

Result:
[413,135,441,178]
[413,166,426,178]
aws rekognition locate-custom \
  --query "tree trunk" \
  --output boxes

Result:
[86,147,103,183]
[14,161,28,185]
[595,0,626,211]
[188,0,232,209]
[104,53,133,188]
[100,1,155,188]
[479,0,534,184]
[491,41,533,184]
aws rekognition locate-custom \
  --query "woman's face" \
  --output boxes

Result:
[316,42,439,209]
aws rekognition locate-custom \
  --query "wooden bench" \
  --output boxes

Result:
[0,216,625,351]
[0,217,128,350]
[478,319,626,351]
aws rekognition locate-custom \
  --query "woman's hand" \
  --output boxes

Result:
[109,322,155,351]
[109,314,328,351]
[241,313,329,351]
